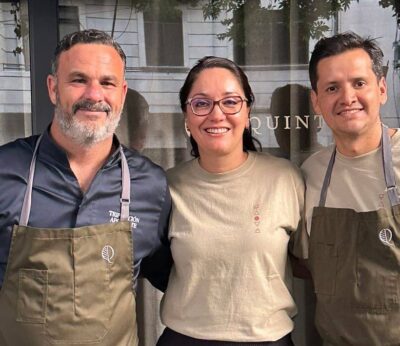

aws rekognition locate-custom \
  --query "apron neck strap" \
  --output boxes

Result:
[119,146,130,221]
[19,137,131,226]
[318,124,399,207]
[381,124,400,206]
[318,146,336,207]
[19,135,43,226]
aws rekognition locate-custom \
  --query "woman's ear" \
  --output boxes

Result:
[184,114,191,137]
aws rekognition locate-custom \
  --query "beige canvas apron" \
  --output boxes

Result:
[309,126,400,346]
[0,136,138,346]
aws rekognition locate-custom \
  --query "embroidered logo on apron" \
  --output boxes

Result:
[378,228,394,247]
[102,245,115,263]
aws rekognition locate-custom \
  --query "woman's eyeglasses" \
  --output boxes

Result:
[186,96,248,116]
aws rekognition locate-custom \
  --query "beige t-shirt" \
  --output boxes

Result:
[302,129,400,235]
[161,151,304,342]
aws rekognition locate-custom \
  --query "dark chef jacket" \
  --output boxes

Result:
[0,129,172,290]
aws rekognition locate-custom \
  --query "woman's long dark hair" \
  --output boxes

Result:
[180,56,261,157]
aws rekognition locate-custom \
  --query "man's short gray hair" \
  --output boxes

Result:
[51,29,126,75]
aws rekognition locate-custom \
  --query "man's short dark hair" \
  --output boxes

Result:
[51,29,126,75]
[309,31,384,91]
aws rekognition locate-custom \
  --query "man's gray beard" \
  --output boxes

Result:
[54,102,121,147]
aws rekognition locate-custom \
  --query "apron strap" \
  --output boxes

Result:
[381,124,400,206]
[318,147,336,207]
[318,124,399,208]
[19,136,131,226]
[119,147,131,221]
[19,135,43,227]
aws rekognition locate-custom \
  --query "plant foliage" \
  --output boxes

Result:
[10,0,399,55]
[202,0,355,41]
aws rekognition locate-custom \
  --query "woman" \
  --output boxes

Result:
[158,56,304,345]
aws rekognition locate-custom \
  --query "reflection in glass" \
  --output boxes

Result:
[0,0,31,145]
[117,88,149,151]
[233,2,308,65]
[270,84,322,164]
[143,5,183,66]
[59,5,80,40]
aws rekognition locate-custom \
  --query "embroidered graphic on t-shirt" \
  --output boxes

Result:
[253,204,261,233]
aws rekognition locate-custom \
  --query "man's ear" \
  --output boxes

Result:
[47,74,57,105]
[121,80,128,105]
[378,76,388,105]
[310,89,322,115]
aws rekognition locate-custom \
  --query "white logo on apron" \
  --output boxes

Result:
[378,228,394,247]
[102,245,115,263]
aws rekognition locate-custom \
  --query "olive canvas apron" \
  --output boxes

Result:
[0,136,138,346]
[309,125,400,345]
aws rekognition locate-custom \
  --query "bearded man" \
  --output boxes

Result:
[0,29,171,346]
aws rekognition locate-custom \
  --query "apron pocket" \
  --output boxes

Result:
[45,269,111,344]
[16,269,48,323]
[310,243,337,296]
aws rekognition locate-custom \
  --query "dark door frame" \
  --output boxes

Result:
[28,0,59,134]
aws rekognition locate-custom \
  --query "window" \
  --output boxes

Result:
[143,7,183,66]
[233,4,308,66]
[58,5,79,40]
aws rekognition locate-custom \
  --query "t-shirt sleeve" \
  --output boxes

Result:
[288,167,309,260]
[289,215,309,260]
